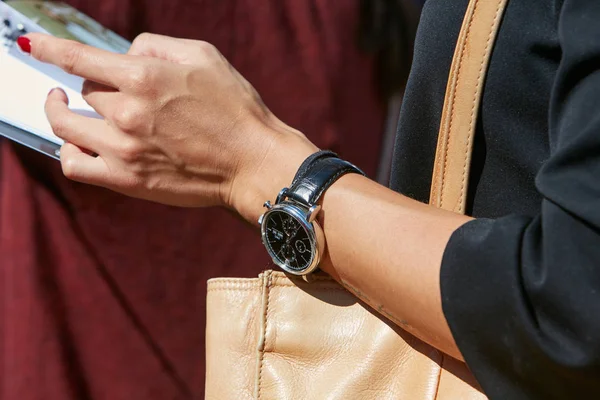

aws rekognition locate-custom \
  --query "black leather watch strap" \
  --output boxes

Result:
[286,156,365,206]
[291,150,338,186]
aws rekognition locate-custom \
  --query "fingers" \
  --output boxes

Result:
[50,90,133,187]
[26,33,137,89]
[128,32,215,65]
[81,79,121,117]
[45,88,120,153]
[59,142,110,185]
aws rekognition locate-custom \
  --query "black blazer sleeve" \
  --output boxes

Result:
[440,1,600,399]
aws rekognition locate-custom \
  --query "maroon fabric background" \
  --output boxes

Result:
[0,1,384,398]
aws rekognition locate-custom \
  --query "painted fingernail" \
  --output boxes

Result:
[17,36,31,54]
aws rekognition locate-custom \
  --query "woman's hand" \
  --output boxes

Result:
[25,33,317,216]
[22,34,469,360]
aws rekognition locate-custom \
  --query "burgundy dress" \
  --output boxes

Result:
[0,1,384,398]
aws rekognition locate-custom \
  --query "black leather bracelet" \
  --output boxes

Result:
[291,150,338,187]
[286,155,365,207]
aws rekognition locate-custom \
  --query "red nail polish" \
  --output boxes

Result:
[17,36,31,54]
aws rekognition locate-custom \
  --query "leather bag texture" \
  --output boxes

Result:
[206,271,486,400]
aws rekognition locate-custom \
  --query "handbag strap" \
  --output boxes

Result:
[429,0,509,214]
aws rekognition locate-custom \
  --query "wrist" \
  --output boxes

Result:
[227,119,318,224]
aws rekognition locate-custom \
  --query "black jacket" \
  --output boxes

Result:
[391,0,600,398]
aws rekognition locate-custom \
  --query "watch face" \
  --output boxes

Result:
[262,209,315,272]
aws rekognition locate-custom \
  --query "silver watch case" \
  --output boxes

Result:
[259,198,324,276]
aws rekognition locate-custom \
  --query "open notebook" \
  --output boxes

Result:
[0,1,130,159]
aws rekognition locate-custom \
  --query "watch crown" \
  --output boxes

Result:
[263,201,272,209]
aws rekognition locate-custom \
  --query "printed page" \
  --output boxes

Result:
[0,45,92,144]
[0,1,130,148]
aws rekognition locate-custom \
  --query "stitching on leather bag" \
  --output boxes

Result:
[440,0,480,209]
[208,277,258,284]
[207,282,261,289]
[256,271,272,399]
[208,278,259,284]
[207,281,262,291]
[434,3,474,208]
[431,6,467,208]
[457,0,505,212]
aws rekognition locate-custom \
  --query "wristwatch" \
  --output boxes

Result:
[258,151,365,275]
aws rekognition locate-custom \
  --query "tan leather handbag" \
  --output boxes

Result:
[205,0,508,398]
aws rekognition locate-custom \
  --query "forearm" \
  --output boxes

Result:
[236,131,471,360]
[317,174,469,359]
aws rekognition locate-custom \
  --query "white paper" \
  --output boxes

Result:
[0,47,96,145]
[0,1,129,151]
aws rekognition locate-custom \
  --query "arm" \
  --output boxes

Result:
[236,156,471,360]
[250,1,600,395]
[22,6,600,396]
[22,31,469,359]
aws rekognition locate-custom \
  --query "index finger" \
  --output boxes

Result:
[25,33,134,89]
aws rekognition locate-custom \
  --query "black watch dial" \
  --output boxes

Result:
[263,209,314,272]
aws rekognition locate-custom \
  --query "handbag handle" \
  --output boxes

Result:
[429,0,509,215]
